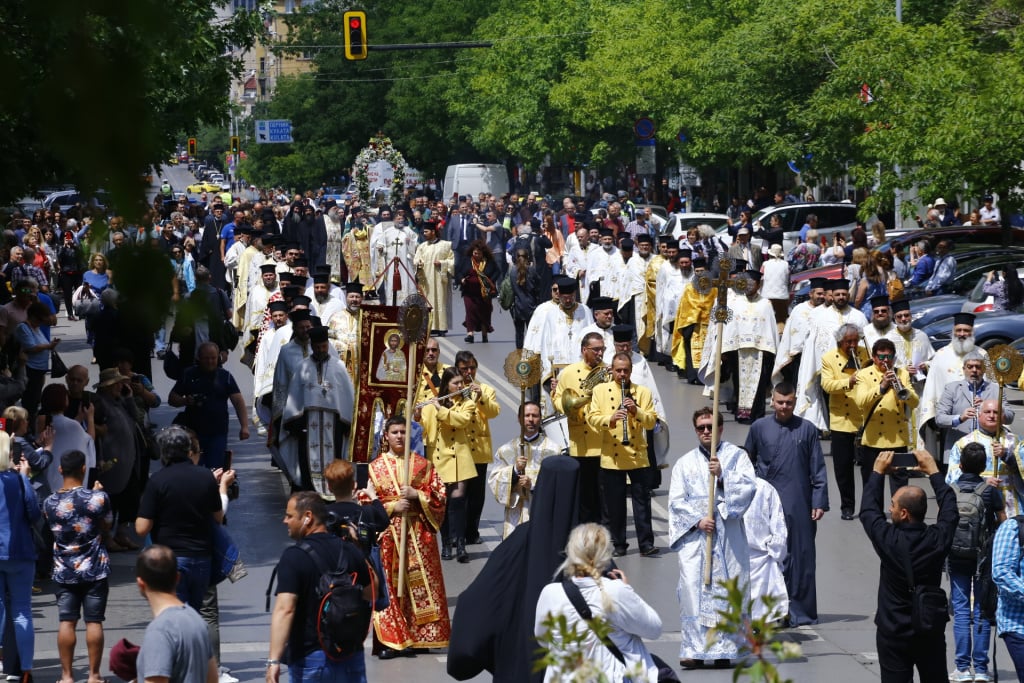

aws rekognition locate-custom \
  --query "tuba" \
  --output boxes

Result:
[561,365,611,418]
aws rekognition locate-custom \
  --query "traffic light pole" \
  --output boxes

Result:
[367,41,493,51]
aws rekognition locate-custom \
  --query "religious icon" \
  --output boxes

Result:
[374,328,407,383]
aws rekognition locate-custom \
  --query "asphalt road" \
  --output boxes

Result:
[22,169,1017,681]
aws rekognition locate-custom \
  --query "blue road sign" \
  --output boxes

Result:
[255,119,293,144]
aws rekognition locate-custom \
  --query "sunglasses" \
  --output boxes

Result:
[695,424,714,432]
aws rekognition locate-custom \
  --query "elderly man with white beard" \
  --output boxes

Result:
[918,312,986,458]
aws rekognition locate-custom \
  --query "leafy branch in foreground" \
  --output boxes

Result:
[534,611,644,683]
[708,577,802,683]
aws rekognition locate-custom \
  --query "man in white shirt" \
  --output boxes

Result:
[980,195,1001,225]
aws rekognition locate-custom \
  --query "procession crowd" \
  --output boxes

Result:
[3,183,1024,683]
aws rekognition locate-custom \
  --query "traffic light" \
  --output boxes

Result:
[187,137,197,157]
[230,136,240,155]
[344,10,367,60]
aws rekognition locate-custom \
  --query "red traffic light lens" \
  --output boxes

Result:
[349,18,361,29]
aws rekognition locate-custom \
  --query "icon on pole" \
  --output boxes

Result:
[344,10,367,60]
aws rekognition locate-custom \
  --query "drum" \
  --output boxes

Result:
[540,414,571,456]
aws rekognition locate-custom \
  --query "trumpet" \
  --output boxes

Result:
[620,379,631,446]
[414,387,470,409]
[886,361,911,401]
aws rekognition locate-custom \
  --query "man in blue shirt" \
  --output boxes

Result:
[907,240,936,287]
[924,239,956,295]
[992,502,1024,679]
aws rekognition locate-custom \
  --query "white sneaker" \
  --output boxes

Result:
[949,671,973,682]
[974,673,994,683]
[218,670,239,683]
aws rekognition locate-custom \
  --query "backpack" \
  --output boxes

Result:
[299,541,373,661]
[498,274,514,311]
[887,274,905,302]
[950,481,991,562]
[979,514,1024,624]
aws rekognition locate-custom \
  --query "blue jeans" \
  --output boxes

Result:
[176,555,211,612]
[950,569,990,673]
[1004,632,1024,682]
[288,649,366,683]
[0,560,35,668]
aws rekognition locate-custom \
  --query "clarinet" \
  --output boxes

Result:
[620,379,631,446]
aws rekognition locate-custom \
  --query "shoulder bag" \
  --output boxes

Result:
[561,578,680,682]
[896,535,949,633]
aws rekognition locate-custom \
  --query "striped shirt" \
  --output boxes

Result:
[993,516,1024,635]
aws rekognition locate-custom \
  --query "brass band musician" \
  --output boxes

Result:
[586,352,658,557]
[551,331,608,523]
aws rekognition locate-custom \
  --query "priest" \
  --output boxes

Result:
[413,221,455,336]
[278,325,355,494]
[672,257,715,384]
[523,277,594,385]
[369,207,418,305]
[327,280,363,373]
[918,312,987,455]
[794,279,868,431]
[700,272,778,423]
[772,277,827,386]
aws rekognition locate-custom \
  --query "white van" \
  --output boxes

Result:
[443,164,509,200]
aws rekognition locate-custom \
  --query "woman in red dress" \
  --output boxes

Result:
[458,239,499,344]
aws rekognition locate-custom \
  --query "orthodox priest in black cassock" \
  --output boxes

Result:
[743,402,829,626]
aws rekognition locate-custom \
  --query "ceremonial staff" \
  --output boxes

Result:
[985,345,1023,480]
[504,349,542,487]
[694,257,748,622]
[397,294,429,598]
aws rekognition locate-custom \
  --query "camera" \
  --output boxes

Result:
[326,511,382,554]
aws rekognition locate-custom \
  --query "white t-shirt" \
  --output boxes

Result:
[762,258,791,299]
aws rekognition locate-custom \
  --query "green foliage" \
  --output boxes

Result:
[709,578,802,683]
[533,611,645,683]
[0,0,265,216]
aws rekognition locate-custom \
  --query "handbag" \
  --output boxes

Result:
[163,345,183,381]
[897,536,949,633]
[72,285,101,318]
[50,349,68,378]
[211,521,244,586]
[561,578,680,683]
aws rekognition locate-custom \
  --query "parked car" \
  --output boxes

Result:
[667,212,731,239]
[753,202,859,252]
[41,189,109,215]
[921,310,1024,350]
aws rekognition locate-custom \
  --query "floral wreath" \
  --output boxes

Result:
[353,133,406,206]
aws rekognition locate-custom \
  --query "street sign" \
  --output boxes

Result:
[634,117,655,140]
[636,146,656,175]
[255,119,294,144]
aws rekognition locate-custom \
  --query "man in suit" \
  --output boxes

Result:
[934,350,1014,462]
[727,227,762,271]
[447,201,479,277]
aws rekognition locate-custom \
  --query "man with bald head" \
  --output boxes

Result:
[861,449,957,682]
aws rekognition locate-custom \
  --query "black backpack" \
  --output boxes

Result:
[300,541,373,661]
[950,481,991,562]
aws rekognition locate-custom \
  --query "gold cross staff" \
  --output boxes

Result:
[694,256,749,587]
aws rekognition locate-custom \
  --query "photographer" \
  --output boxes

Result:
[534,523,663,682]
[324,459,387,549]
[859,449,957,682]
[169,341,249,470]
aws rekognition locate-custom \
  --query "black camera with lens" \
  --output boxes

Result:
[326,510,381,555]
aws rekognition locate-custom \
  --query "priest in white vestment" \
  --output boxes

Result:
[244,264,278,351]
[487,401,561,538]
[523,277,594,383]
[251,301,290,430]
[668,410,755,665]
[744,478,789,622]
[772,277,826,385]
[794,279,868,431]
[369,209,418,305]
[655,245,688,364]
